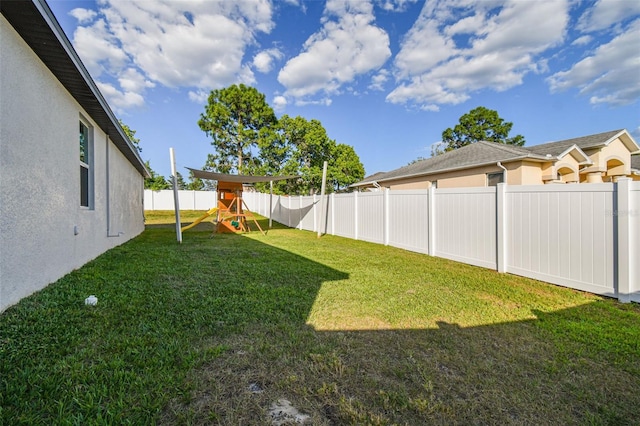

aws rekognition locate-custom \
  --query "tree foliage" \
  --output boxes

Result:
[253,115,364,195]
[198,84,277,174]
[119,119,142,153]
[144,161,171,190]
[186,170,205,191]
[119,120,166,190]
[197,86,365,195]
[119,120,198,190]
[442,106,525,151]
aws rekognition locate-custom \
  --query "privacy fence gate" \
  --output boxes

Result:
[145,179,639,303]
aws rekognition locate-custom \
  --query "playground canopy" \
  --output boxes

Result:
[179,168,301,237]
[187,168,299,183]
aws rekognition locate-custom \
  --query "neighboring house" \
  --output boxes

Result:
[631,154,640,181]
[352,129,640,190]
[1,0,149,312]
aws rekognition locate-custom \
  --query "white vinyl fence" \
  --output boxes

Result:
[144,189,217,211]
[242,180,639,303]
[143,182,639,303]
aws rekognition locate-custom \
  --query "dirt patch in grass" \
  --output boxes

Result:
[162,315,639,425]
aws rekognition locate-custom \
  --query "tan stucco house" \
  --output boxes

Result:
[353,129,640,190]
[631,153,640,180]
[1,0,149,312]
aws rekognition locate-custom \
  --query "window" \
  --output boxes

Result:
[79,120,92,208]
[487,172,504,187]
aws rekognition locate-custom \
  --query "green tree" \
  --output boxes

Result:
[442,106,525,151]
[186,170,205,191]
[330,143,365,192]
[119,120,169,190]
[256,115,364,195]
[174,172,187,190]
[119,119,142,153]
[407,156,427,165]
[198,84,277,173]
[144,161,171,190]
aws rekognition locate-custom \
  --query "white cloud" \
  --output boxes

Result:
[278,0,391,102]
[253,48,284,73]
[377,0,419,12]
[273,95,288,111]
[73,19,129,77]
[71,0,274,111]
[577,0,640,32]
[369,69,389,91]
[69,8,97,24]
[294,98,333,107]
[548,19,640,106]
[188,89,210,104]
[421,104,440,112]
[118,68,155,93]
[572,35,593,46]
[387,0,569,108]
[96,81,145,112]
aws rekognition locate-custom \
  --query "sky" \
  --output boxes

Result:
[47,0,640,181]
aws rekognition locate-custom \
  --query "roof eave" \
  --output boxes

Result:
[1,0,150,178]
[557,144,592,165]
[602,129,640,154]
[360,154,550,185]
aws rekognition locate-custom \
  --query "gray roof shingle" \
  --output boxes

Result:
[354,129,636,187]
[526,129,624,156]
[356,141,548,185]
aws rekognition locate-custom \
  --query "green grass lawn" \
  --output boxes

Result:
[2,211,639,425]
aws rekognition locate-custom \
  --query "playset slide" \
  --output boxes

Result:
[180,207,218,232]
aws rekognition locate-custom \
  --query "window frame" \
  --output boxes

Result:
[79,117,94,209]
[486,172,504,187]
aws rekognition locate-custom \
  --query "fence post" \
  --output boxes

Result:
[617,178,631,303]
[354,191,359,240]
[384,188,390,246]
[299,195,303,230]
[331,193,336,235]
[313,194,317,233]
[496,183,507,273]
[428,186,435,256]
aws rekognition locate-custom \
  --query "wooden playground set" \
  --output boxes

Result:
[180,179,265,235]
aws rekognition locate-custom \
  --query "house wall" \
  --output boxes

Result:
[382,162,548,189]
[0,16,145,312]
[553,153,582,183]
[385,164,506,189]
[505,161,544,185]
[581,137,633,180]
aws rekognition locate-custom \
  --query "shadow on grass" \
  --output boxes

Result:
[1,223,639,425]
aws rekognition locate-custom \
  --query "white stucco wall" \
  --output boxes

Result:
[0,16,145,312]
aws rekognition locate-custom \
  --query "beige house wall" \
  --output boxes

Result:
[554,154,582,183]
[582,137,633,180]
[385,163,532,190]
[363,134,639,191]
[504,161,544,185]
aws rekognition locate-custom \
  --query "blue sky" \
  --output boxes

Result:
[48,0,640,180]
